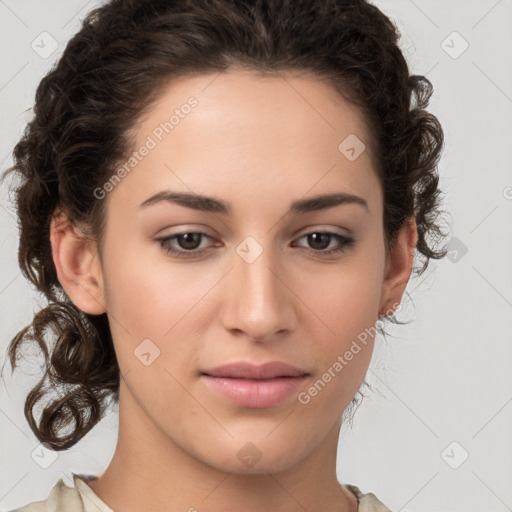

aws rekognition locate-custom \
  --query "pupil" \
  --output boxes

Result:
[308,233,329,250]
[179,233,201,250]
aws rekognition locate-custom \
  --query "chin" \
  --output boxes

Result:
[199,440,307,476]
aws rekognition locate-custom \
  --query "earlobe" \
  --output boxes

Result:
[49,208,106,315]
[379,217,418,317]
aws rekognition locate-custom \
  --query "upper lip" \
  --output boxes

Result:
[201,361,309,379]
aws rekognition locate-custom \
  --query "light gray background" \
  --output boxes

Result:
[1,1,511,511]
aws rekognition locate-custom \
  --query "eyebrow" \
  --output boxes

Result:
[138,190,369,215]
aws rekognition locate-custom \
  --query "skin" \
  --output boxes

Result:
[50,69,417,512]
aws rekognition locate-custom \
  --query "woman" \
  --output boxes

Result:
[3,0,447,510]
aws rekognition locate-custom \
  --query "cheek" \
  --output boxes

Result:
[100,238,221,378]
[102,236,198,332]
[299,249,384,337]
[294,247,384,390]
[295,279,378,420]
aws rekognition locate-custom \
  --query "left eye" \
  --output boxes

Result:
[157,231,355,258]
[292,232,355,255]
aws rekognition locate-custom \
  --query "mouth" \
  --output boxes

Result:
[199,361,310,408]
[200,375,309,408]
[200,360,309,380]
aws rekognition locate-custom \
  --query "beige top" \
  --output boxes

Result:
[10,473,393,512]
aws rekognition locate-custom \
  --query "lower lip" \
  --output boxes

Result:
[201,375,309,408]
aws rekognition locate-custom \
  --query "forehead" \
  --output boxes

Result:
[134,69,374,157]
[110,69,381,217]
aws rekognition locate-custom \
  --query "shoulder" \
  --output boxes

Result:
[8,478,83,512]
[7,474,111,512]
[346,483,395,512]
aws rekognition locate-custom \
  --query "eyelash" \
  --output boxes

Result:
[156,231,355,258]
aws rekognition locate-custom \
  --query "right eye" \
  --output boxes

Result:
[157,232,221,258]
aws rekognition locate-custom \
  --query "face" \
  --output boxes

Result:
[85,69,393,473]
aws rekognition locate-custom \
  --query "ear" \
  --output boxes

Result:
[378,216,418,318]
[49,208,106,315]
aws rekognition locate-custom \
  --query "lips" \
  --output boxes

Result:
[200,361,310,408]
[200,361,309,380]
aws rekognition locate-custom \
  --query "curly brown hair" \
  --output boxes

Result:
[1,0,449,451]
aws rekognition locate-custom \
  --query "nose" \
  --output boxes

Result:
[220,240,299,343]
